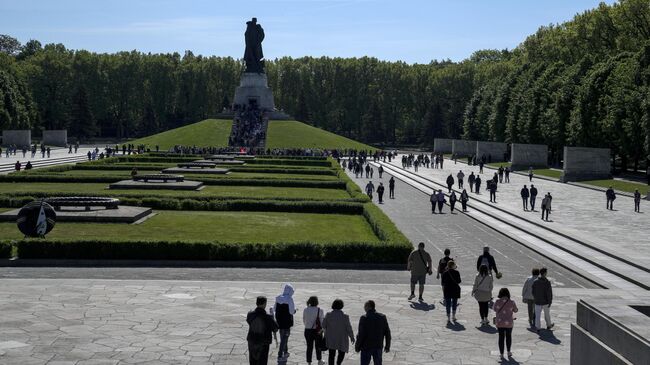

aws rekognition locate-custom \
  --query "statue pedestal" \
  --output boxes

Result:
[233,73,276,111]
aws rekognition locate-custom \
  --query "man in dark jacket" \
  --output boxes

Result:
[532,267,554,332]
[355,300,391,365]
[476,246,500,278]
[388,177,395,199]
[446,174,455,193]
[377,183,385,204]
[606,186,616,210]
[247,296,279,365]
[521,185,530,211]
[487,180,497,203]
[529,185,538,211]
[475,176,482,194]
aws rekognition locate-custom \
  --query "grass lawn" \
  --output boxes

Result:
[532,169,563,179]
[582,179,649,195]
[0,210,380,243]
[129,119,232,150]
[27,169,338,181]
[266,121,375,150]
[0,183,351,200]
[488,162,512,168]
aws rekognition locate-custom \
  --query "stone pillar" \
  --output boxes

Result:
[42,130,68,146]
[510,143,548,171]
[560,147,611,182]
[1,130,31,147]
[451,139,476,157]
[433,138,452,154]
[232,73,276,111]
[476,141,508,162]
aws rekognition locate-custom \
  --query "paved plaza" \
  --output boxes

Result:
[4,279,646,365]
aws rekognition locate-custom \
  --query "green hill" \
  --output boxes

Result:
[131,119,374,150]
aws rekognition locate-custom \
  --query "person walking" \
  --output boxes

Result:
[472,264,494,326]
[378,165,384,179]
[460,189,469,212]
[365,181,375,200]
[522,268,540,328]
[475,175,482,194]
[303,296,325,365]
[446,174,455,193]
[437,189,446,214]
[488,179,497,203]
[429,192,437,214]
[355,300,391,365]
[532,267,554,332]
[521,185,530,211]
[323,299,354,365]
[369,167,374,178]
[541,194,550,221]
[365,164,370,178]
[476,246,501,278]
[457,170,465,189]
[247,296,279,365]
[441,260,461,323]
[376,183,385,204]
[606,186,616,210]
[529,185,538,211]
[274,284,296,361]
[479,161,484,174]
[634,189,641,212]
[436,249,452,305]
[407,242,432,301]
[504,167,510,183]
[388,177,395,199]
[528,167,534,182]
[494,288,518,360]
[498,166,504,183]
[449,191,457,213]
[468,172,476,193]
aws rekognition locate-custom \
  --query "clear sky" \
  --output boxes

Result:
[1,0,616,63]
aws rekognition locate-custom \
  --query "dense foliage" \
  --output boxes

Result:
[1,0,649,168]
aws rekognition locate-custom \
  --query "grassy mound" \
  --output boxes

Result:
[130,119,374,150]
[130,119,232,149]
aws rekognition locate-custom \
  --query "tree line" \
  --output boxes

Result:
[1,0,649,169]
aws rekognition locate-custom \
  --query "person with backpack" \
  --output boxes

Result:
[472,264,494,326]
[460,189,469,212]
[476,246,501,278]
[322,299,355,365]
[494,288,518,360]
[303,296,325,365]
[407,242,433,301]
[606,186,616,210]
[441,260,461,322]
[522,268,540,328]
[274,284,296,361]
[532,267,554,332]
[247,296,279,365]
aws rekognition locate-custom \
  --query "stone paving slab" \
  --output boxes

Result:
[386,156,650,269]
[2,279,644,365]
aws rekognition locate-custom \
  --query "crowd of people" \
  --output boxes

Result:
[229,103,269,147]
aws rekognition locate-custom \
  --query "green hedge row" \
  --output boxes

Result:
[13,240,411,263]
[246,159,333,167]
[0,241,12,258]
[256,155,328,161]
[71,164,336,175]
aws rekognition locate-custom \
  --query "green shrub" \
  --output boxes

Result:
[15,240,411,263]
[363,203,410,244]
[246,159,333,167]
[0,241,12,258]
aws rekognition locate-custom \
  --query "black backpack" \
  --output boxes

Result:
[275,303,294,329]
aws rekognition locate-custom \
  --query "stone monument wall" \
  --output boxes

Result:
[510,143,548,171]
[560,147,611,182]
[233,73,276,111]
[476,141,508,162]
[452,139,476,157]
[42,130,68,146]
[433,138,453,154]
[1,130,31,147]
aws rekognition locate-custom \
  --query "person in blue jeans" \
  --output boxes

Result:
[274,283,296,361]
[355,300,391,365]
[441,260,462,322]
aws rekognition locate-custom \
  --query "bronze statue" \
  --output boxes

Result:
[244,17,265,73]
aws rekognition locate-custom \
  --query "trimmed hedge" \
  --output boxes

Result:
[0,241,12,258]
[14,240,411,263]
[72,164,336,175]
[246,159,333,167]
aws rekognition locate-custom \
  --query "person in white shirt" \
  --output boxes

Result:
[303,296,325,365]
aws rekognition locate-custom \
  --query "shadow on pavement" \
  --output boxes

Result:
[409,301,435,311]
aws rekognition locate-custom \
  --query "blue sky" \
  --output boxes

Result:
[1,0,616,63]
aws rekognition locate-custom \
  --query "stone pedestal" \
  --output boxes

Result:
[42,130,68,146]
[561,147,611,182]
[433,138,453,154]
[2,130,31,147]
[233,73,276,111]
[452,139,476,157]
[476,141,508,162]
[511,143,548,171]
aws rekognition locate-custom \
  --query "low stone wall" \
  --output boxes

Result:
[452,139,476,157]
[511,143,548,171]
[42,130,68,146]
[1,130,31,147]
[476,141,508,162]
[571,299,650,365]
[433,138,452,154]
[561,147,611,182]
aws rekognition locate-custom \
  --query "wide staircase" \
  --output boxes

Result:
[228,103,269,148]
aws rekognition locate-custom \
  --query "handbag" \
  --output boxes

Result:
[493,299,509,325]
[418,250,432,275]
[313,309,326,350]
